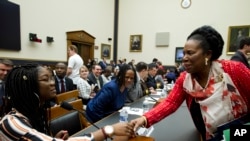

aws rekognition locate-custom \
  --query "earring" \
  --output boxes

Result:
[205,58,208,66]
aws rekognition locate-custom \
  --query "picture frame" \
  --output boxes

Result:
[175,47,184,63]
[129,34,142,52]
[101,43,111,59]
[227,25,250,55]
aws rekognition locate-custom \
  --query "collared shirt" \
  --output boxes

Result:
[56,76,66,93]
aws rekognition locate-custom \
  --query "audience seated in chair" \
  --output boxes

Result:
[87,64,104,93]
[54,62,75,94]
[86,64,137,123]
[126,61,149,103]
[77,65,96,105]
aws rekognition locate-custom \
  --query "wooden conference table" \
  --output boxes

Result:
[72,95,200,141]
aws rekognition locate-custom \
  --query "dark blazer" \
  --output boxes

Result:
[231,50,250,69]
[54,76,75,94]
[87,72,104,90]
[146,75,163,89]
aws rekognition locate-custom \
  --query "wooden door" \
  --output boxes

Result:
[72,42,90,64]
[66,30,95,64]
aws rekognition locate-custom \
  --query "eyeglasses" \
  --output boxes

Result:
[38,77,55,82]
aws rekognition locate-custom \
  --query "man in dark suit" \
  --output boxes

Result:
[146,63,163,89]
[231,37,250,69]
[0,59,13,116]
[54,62,75,94]
[87,64,104,92]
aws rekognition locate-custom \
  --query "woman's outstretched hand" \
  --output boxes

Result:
[130,116,146,133]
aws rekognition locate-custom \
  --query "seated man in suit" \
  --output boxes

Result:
[87,64,104,92]
[146,63,163,92]
[0,59,13,116]
[54,62,75,94]
[230,37,250,69]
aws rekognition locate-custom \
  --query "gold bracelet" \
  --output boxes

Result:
[141,116,147,127]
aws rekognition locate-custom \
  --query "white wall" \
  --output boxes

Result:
[118,0,250,65]
[0,0,114,62]
[1,0,250,65]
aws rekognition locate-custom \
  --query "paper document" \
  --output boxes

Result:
[119,107,144,116]
[137,126,154,137]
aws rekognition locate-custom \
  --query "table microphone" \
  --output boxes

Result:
[146,93,158,102]
[60,101,100,129]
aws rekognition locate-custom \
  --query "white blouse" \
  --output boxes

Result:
[77,78,91,99]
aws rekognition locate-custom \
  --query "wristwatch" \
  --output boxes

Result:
[103,125,114,138]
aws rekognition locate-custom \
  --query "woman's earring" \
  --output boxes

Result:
[205,58,208,66]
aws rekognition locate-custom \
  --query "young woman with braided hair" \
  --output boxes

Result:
[0,64,135,141]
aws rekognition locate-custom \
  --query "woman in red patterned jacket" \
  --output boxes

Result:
[131,25,250,141]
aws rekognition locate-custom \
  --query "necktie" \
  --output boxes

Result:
[96,78,101,89]
[60,79,65,93]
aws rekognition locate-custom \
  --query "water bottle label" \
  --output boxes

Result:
[119,116,127,122]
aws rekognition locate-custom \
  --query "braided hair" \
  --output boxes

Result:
[5,64,50,134]
[187,25,224,61]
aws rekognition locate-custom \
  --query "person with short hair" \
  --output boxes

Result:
[66,45,84,87]
[77,65,96,105]
[87,64,104,92]
[231,37,250,69]
[131,25,250,141]
[0,59,13,116]
[54,62,74,94]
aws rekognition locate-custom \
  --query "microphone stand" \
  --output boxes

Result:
[72,107,100,129]
[60,101,100,129]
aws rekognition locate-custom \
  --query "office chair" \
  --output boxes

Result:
[48,99,90,136]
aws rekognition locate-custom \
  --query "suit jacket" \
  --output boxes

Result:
[230,50,250,69]
[54,76,75,94]
[146,75,163,89]
[87,72,104,90]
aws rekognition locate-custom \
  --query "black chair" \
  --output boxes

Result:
[50,111,81,136]
[48,99,91,136]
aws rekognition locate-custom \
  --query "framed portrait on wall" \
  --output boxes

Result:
[227,25,250,55]
[129,34,142,52]
[101,43,111,59]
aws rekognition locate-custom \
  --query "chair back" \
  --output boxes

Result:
[48,99,91,136]
[55,90,79,105]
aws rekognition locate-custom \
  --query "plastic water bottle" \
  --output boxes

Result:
[119,108,128,122]
[171,80,174,88]
[161,89,167,98]
[142,99,150,113]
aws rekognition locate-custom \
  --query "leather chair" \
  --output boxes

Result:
[48,99,91,136]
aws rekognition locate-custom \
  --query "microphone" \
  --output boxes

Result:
[145,90,158,102]
[60,101,100,129]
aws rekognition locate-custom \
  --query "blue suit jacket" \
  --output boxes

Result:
[86,80,127,122]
